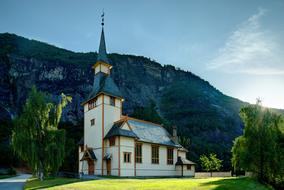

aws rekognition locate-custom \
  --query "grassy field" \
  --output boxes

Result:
[25,177,273,190]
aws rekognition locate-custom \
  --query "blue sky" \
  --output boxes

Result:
[1,0,284,109]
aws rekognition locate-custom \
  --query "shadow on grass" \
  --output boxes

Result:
[201,177,273,190]
[25,177,84,190]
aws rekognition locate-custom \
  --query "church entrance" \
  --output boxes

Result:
[88,159,94,175]
[106,160,111,175]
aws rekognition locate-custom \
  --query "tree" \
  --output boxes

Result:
[12,87,72,180]
[231,101,284,188]
[200,153,223,177]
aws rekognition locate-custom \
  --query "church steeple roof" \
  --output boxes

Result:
[97,27,110,64]
[97,12,110,65]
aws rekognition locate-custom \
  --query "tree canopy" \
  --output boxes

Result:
[200,153,223,176]
[231,101,284,189]
[12,87,72,180]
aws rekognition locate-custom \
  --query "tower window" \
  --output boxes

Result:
[110,96,115,106]
[88,98,97,110]
[90,119,95,126]
[123,152,131,163]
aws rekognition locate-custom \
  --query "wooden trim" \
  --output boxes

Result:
[118,136,120,176]
[134,140,136,176]
[126,116,162,127]
[120,100,122,117]
[92,61,112,69]
[101,94,105,175]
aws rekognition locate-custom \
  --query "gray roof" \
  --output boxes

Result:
[127,119,180,147]
[97,28,110,65]
[84,72,123,103]
[80,149,97,161]
[175,157,196,165]
[105,121,138,139]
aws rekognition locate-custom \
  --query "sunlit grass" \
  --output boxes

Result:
[25,177,273,190]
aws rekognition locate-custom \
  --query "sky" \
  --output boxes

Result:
[0,0,284,109]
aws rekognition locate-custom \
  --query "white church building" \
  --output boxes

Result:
[78,18,195,177]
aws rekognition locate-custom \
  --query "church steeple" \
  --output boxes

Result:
[97,27,109,64]
[83,12,123,105]
[92,11,112,74]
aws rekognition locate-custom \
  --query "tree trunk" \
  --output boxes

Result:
[210,171,212,177]
[39,161,44,181]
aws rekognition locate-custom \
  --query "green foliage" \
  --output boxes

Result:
[160,81,244,170]
[59,121,83,173]
[231,101,284,188]
[11,86,72,180]
[179,136,191,150]
[131,100,164,125]
[200,153,223,176]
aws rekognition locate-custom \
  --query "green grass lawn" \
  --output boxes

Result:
[25,177,273,190]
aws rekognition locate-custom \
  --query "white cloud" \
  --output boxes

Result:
[207,8,284,75]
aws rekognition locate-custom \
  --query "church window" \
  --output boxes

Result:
[110,96,115,106]
[123,152,131,163]
[90,119,95,126]
[151,145,159,164]
[187,165,192,170]
[88,98,97,110]
[135,143,142,163]
[167,148,174,165]
[109,137,115,146]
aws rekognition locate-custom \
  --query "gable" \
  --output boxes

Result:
[121,122,131,131]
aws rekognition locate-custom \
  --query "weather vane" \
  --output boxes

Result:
[101,10,105,26]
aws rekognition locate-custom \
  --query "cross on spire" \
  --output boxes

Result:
[97,10,109,64]
[101,10,105,26]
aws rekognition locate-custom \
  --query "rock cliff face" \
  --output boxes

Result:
[0,33,250,168]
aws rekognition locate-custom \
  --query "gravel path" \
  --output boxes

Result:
[0,174,31,190]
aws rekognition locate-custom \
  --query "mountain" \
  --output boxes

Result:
[0,33,262,170]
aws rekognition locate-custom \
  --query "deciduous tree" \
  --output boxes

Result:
[200,153,222,177]
[12,87,72,180]
[231,101,284,188]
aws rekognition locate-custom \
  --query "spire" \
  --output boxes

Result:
[97,11,110,64]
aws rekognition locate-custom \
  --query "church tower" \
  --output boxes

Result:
[82,14,123,175]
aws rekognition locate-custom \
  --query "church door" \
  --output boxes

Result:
[107,160,111,175]
[88,159,94,175]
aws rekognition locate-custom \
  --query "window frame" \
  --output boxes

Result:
[151,145,159,164]
[90,118,95,126]
[187,165,192,170]
[167,147,174,165]
[123,152,131,163]
[109,137,115,146]
[110,96,115,106]
[135,143,142,163]
[88,98,97,110]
